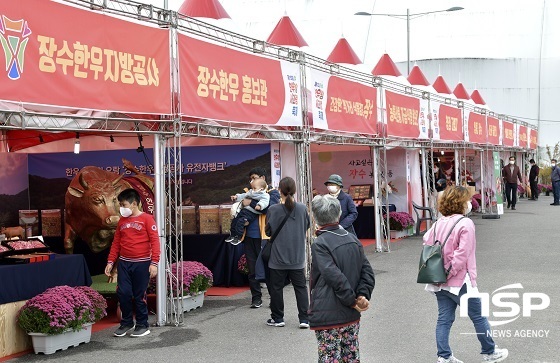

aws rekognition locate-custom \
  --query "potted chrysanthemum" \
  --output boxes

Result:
[385,211,414,239]
[17,285,107,355]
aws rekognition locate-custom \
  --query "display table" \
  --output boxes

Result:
[0,254,92,358]
[354,206,375,239]
[183,234,247,287]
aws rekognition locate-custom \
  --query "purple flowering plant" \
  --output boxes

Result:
[538,183,552,193]
[148,261,213,296]
[17,285,106,335]
[237,254,249,275]
[385,211,414,231]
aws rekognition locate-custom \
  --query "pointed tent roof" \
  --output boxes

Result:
[432,75,453,94]
[327,37,361,65]
[407,65,430,86]
[470,90,486,105]
[178,0,231,19]
[266,16,308,47]
[371,53,402,77]
[453,82,471,100]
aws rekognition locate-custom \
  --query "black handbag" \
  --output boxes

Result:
[261,209,291,262]
[417,217,465,284]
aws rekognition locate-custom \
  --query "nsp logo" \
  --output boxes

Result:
[0,15,31,80]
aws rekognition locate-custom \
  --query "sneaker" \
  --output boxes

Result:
[299,321,310,329]
[511,206,516,210]
[113,324,135,337]
[250,301,262,309]
[225,235,235,243]
[130,325,151,337]
[437,356,464,363]
[266,318,285,327]
[230,237,242,246]
[482,347,509,362]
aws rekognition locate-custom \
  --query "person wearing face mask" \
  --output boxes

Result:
[550,159,560,206]
[324,174,358,236]
[528,159,540,201]
[501,156,523,210]
[433,163,447,193]
[105,188,160,338]
[424,186,509,363]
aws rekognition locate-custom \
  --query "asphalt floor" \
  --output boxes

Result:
[11,194,560,362]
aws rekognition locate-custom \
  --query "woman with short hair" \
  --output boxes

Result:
[308,194,375,362]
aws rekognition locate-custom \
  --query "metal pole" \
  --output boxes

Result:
[480,148,485,213]
[154,134,167,326]
[406,8,410,75]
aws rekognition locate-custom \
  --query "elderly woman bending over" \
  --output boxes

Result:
[308,195,375,363]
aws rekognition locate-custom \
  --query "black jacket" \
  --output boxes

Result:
[308,226,375,329]
[529,165,540,182]
[336,191,358,235]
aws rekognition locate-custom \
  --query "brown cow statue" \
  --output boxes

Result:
[64,159,154,254]
[1,226,25,239]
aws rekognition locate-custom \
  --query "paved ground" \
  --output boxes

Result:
[12,195,560,362]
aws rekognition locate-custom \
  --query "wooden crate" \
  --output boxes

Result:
[181,206,197,235]
[199,205,220,235]
[219,204,234,234]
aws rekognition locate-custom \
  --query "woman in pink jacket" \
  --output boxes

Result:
[424,186,509,363]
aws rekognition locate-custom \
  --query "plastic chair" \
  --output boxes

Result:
[411,201,435,236]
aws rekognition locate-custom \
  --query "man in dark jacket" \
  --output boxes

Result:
[308,195,375,362]
[501,156,523,210]
[528,159,540,201]
[551,159,560,206]
[324,174,358,236]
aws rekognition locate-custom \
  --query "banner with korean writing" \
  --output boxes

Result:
[466,111,487,144]
[309,70,377,134]
[385,90,426,138]
[517,125,528,148]
[179,33,301,126]
[502,121,515,147]
[529,129,538,149]
[493,151,504,215]
[0,0,171,114]
[486,116,500,145]
[432,102,463,141]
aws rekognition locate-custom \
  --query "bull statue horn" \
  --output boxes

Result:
[79,172,89,190]
[112,173,125,186]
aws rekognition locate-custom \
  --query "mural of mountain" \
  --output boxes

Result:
[28,175,70,210]
[0,189,30,227]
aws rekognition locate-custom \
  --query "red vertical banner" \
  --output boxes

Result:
[0,0,171,114]
[467,112,487,144]
[487,117,500,145]
[438,104,463,141]
[385,90,420,138]
[529,129,538,149]
[518,125,528,148]
[502,121,515,147]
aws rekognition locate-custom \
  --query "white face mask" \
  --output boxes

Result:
[465,201,472,214]
[120,207,133,218]
[509,160,515,165]
[327,185,339,194]
[552,163,557,167]
[434,167,439,173]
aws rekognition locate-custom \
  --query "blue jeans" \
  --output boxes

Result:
[435,284,495,358]
[553,180,560,204]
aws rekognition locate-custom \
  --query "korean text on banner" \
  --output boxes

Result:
[493,151,504,215]
[502,121,515,147]
[467,112,487,144]
[487,116,500,145]
[529,129,538,150]
[179,34,301,126]
[437,103,463,141]
[310,70,377,135]
[0,0,171,114]
[385,90,422,138]
[517,125,528,148]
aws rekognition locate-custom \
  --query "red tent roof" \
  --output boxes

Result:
[453,82,471,100]
[326,38,361,65]
[407,65,430,86]
[178,0,231,19]
[266,16,308,47]
[371,53,402,77]
[432,75,453,94]
[470,89,486,105]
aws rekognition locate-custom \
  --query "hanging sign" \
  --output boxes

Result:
[502,121,515,147]
[529,129,538,150]
[309,70,377,135]
[178,33,301,126]
[517,125,528,149]
[466,111,487,144]
[432,102,463,141]
[0,0,171,114]
[486,116,500,145]
[384,90,423,138]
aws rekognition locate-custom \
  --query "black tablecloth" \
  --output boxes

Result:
[0,254,92,304]
[183,234,248,287]
[355,206,375,239]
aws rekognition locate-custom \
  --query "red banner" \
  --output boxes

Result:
[438,104,463,141]
[324,76,377,135]
[179,34,298,125]
[468,112,486,144]
[0,0,171,114]
[518,125,528,148]
[385,91,420,138]
[487,117,500,145]
[502,121,515,147]
[529,129,538,149]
